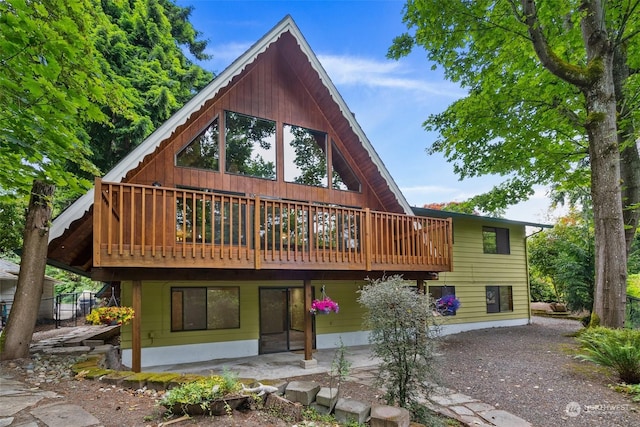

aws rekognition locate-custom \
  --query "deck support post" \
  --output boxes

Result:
[304,278,313,361]
[132,280,142,372]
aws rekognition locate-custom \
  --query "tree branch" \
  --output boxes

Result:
[520,0,594,88]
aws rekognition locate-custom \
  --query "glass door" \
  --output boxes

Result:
[259,287,312,353]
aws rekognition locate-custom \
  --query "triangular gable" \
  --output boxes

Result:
[49,15,411,243]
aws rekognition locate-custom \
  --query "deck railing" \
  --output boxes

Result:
[93,179,452,272]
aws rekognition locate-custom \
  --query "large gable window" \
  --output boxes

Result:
[176,118,219,170]
[225,111,276,180]
[482,226,510,254]
[283,124,328,187]
[331,140,361,192]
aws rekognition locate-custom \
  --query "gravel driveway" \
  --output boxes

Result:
[436,316,640,427]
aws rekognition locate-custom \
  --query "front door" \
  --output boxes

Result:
[259,287,313,353]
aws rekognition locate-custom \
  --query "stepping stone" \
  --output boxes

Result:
[370,405,410,427]
[334,398,371,424]
[31,403,100,427]
[479,409,532,427]
[285,381,320,405]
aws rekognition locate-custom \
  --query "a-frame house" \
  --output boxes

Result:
[47,16,453,371]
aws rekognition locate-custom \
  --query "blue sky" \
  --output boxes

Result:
[177,0,557,223]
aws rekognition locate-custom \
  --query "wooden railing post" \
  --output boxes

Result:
[254,197,261,270]
[364,208,371,271]
[93,178,102,267]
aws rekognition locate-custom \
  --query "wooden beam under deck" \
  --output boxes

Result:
[90,267,439,282]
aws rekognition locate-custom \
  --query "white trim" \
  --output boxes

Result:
[121,339,258,368]
[437,318,530,336]
[49,16,411,243]
[316,331,370,349]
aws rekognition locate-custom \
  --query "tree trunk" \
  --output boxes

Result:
[0,180,55,360]
[613,44,640,255]
[586,55,627,328]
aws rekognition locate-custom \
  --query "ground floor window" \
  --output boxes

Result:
[171,286,240,331]
[486,285,513,313]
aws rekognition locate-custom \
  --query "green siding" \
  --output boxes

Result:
[429,217,530,325]
[120,279,367,350]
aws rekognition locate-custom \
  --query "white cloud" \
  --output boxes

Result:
[318,54,464,98]
[204,42,254,72]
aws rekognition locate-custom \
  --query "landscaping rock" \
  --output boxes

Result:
[285,380,320,405]
[264,393,303,422]
[315,387,338,410]
[370,405,411,427]
[334,398,370,424]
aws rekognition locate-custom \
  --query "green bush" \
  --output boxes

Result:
[529,277,556,302]
[576,327,640,384]
[628,274,640,299]
[357,275,439,408]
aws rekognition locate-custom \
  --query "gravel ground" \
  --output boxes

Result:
[6,317,640,426]
[436,316,640,427]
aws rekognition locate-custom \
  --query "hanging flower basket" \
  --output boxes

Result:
[310,297,339,315]
[86,306,135,326]
[436,295,461,316]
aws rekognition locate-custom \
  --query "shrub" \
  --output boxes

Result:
[576,327,640,384]
[357,275,439,408]
[158,372,243,413]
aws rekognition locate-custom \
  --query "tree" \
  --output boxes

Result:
[0,0,119,359]
[1,181,54,359]
[86,0,213,175]
[390,0,639,327]
[357,275,439,409]
[0,0,212,359]
[528,211,595,312]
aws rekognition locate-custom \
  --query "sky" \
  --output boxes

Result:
[176,0,560,224]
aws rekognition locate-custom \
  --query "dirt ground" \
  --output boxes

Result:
[2,323,385,426]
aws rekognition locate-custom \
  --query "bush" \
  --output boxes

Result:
[529,277,556,302]
[357,275,439,408]
[576,327,640,384]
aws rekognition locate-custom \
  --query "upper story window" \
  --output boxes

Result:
[176,118,219,171]
[225,111,276,180]
[284,124,328,187]
[482,226,510,254]
[331,140,361,192]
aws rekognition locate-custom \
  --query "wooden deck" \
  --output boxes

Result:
[93,179,452,273]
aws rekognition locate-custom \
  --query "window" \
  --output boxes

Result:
[482,226,510,254]
[176,118,219,171]
[171,287,240,331]
[331,140,361,192]
[283,124,328,187]
[429,285,457,316]
[175,195,247,245]
[225,111,276,179]
[486,286,513,313]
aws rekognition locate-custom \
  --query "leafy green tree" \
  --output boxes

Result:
[528,212,594,311]
[390,0,639,327]
[85,0,213,176]
[357,275,439,409]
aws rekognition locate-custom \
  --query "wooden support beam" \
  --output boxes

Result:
[132,280,142,372]
[304,278,313,361]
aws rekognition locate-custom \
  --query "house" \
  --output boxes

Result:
[46,16,538,371]
[46,16,453,370]
[0,259,56,326]
[413,208,550,334]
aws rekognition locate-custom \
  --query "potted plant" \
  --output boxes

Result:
[436,295,461,316]
[86,306,135,326]
[310,296,339,315]
[158,373,249,416]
